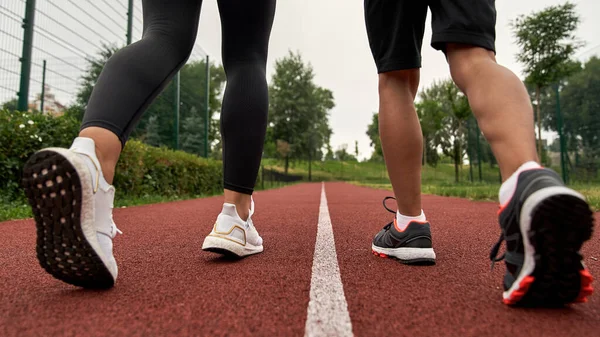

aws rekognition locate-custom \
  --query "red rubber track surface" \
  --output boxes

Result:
[326,182,600,337]
[1,182,599,336]
[0,183,321,337]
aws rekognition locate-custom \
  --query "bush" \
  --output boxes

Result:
[0,110,79,195]
[1,109,223,199]
[115,140,222,197]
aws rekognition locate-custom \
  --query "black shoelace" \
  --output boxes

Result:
[489,233,505,271]
[380,196,397,230]
[382,196,397,214]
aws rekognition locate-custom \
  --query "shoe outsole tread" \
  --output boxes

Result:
[22,150,114,289]
[511,194,594,306]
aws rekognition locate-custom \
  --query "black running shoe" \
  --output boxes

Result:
[371,197,436,265]
[490,168,594,306]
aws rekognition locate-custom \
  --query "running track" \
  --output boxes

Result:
[1,182,599,337]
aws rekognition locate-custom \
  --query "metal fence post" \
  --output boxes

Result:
[555,83,569,184]
[467,118,474,182]
[174,72,180,150]
[18,0,37,112]
[126,0,134,45]
[475,122,482,182]
[204,55,210,158]
[40,60,46,113]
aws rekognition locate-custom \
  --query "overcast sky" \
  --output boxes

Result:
[194,0,600,159]
[2,1,599,160]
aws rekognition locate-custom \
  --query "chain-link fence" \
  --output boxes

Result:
[0,0,211,157]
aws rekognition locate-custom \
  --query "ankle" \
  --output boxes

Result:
[78,127,121,184]
[223,189,252,221]
[235,205,250,221]
[94,146,117,184]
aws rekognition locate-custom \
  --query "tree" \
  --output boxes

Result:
[420,80,472,182]
[416,99,445,167]
[179,107,205,155]
[512,2,582,155]
[544,57,600,178]
[77,44,120,108]
[276,139,291,173]
[131,60,225,153]
[145,115,162,147]
[1,98,18,111]
[267,51,334,165]
[366,113,383,161]
[73,45,226,156]
[335,143,356,162]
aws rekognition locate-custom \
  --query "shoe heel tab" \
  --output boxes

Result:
[70,137,101,167]
[221,203,241,218]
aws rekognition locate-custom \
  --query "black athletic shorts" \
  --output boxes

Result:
[364,0,496,73]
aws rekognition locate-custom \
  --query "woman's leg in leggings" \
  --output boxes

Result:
[79,0,203,183]
[218,0,276,220]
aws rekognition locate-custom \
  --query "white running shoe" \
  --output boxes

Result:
[202,198,263,257]
[22,137,121,289]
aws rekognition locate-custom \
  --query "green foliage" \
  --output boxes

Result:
[0,109,222,208]
[77,44,121,107]
[62,104,86,121]
[539,57,600,180]
[416,98,445,167]
[131,60,225,153]
[114,140,222,197]
[365,113,383,160]
[419,80,472,182]
[512,2,582,89]
[267,50,334,160]
[334,144,357,162]
[73,44,226,156]
[512,2,582,154]
[0,110,79,196]
[1,98,18,111]
[179,107,205,156]
[144,115,162,147]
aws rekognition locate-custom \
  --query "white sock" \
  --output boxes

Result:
[498,161,542,205]
[396,210,426,231]
[70,137,112,190]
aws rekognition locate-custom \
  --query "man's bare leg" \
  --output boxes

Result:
[378,69,423,216]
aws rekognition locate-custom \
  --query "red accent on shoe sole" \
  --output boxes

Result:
[574,269,594,303]
[371,250,388,258]
[379,253,388,258]
[503,276,535,305]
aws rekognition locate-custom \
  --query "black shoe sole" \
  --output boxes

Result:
[202,247,244,259]
[22,150,114,289]
[515,194,594,306]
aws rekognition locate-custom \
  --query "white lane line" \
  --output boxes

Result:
[304,182,353,337]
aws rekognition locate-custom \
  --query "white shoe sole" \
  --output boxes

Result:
[22,148,116,288]
[372,245,436,264]
[202,235,263,257]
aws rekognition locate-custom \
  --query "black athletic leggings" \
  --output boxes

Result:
[81,0,276,195]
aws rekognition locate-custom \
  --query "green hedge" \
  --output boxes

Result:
[1,109,223,199]
[0,110,80,195]
[115,140,222,196]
